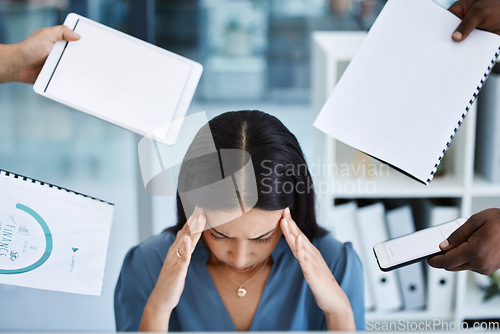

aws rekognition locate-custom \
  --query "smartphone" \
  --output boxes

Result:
[373,217,467,271]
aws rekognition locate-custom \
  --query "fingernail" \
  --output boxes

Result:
[285,207,290,215]
[452,31,462,41]
[197,213,205,224]
[282,218,288,228]
[439,239,449,250]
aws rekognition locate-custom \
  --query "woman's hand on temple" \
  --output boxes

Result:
[280,208,355,331]
[139,208,206,332]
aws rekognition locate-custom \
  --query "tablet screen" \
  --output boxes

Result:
[43,18,194,136]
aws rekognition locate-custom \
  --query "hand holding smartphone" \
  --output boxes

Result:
[373,217,467,271]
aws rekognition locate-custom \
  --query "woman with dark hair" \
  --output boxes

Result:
[114,110,364,331]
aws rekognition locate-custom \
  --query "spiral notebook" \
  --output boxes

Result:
[314,0,500,185]
[0,169,114,295]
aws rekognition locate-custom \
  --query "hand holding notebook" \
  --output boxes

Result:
[314,0,500,184]
[448,0,500,42]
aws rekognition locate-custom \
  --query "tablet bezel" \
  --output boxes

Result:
[34,13,203,145]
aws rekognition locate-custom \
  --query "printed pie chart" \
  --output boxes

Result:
[0,204,53,275]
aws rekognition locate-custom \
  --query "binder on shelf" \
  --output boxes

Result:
[0,169,114,295]
[356,201,403,312]
[313,0,500,185]
[331,201,375,311]
[385,201,426,310]
[475,64,500,183]
[412,198,459,314]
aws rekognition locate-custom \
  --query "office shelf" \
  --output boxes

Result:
[312,31,498,325]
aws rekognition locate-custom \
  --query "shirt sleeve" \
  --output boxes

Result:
[333,241,366,330]
[114,245,156,331]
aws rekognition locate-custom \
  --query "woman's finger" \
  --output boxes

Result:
[280,218,298,256]
[173,235,192,265]
[284,207,316,250]
[187,208,205,234]
[187,212,206,254]
[171,208,201,254]
[295,234,308,264]
[295,234,320,270]
[181,235,192,263]
[283,207,301,236]
[186,208,201,233]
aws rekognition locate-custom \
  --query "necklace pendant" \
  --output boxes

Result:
[237,287,247,297]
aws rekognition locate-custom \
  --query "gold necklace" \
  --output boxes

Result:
[216,257,270,298]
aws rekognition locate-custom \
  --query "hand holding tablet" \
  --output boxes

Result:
[34,13,203,145]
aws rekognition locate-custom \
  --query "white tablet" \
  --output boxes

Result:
[34,13,203,145]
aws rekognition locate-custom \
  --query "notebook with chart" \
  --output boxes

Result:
[0,169,114,295]
[313,0,500,185]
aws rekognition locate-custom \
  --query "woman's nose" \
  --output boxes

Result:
[231,241,251,268]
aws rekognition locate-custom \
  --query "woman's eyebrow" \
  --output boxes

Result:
[211,227,232,238]
[206,221,231,238]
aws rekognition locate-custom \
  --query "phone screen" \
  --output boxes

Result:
[383,219,464,265]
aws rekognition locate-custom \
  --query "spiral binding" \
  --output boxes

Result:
[426,46,500,184]
[0,169,113,206]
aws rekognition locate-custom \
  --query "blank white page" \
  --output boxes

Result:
[45,19,192,136]
[314,0,500,184]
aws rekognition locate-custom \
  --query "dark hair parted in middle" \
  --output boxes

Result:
[172,110,327,241]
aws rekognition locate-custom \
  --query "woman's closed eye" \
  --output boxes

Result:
[209,232,273,243]
[209,232,227,241]
[255,236,273,243]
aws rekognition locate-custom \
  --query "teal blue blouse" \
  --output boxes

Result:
[114,231,365,331]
